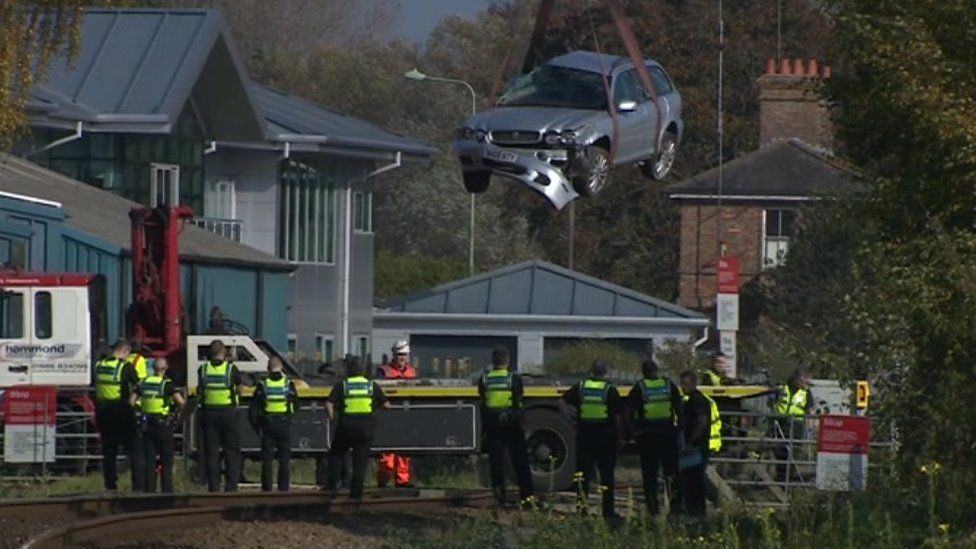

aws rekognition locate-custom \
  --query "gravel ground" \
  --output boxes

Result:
[97,510,487,549]
[0,517,60,549]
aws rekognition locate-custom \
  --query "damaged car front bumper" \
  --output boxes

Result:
[454,141,579,210]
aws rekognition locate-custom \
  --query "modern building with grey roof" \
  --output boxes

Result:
[374,260,709,374]
[16,7,434,366]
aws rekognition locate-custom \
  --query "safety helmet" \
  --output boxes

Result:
[393,340,410,355]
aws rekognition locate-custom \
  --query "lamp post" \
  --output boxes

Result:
[404,68,478,276]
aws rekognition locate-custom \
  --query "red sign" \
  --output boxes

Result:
[717,256,740,294]
[818,415,870,455]
[2,386,57,426]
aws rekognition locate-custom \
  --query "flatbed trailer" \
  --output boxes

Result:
[190,380,775,490]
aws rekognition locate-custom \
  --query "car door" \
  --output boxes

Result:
[611,68,652,164]
[0,287,31,387]
[646,64,677,150]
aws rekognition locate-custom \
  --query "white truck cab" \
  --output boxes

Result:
[0,273,101,388]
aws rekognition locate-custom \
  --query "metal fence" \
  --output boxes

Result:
[709,410,894,507]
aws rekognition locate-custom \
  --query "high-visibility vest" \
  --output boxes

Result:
[482,369,515,409]
[703,393,723,453]
[682,392,723,453]
[139,375,171,416]
[129,353,149,380]
[343,376,374,415]
[774,385,809,417]
[579,378,611,421]
[202,361,235,408]
[701,369,723,386]
[263,375,291,415]
[640,377,675,422]
[95,357,126,402]
[378,363,417,379]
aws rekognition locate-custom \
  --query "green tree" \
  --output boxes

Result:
[0,1,98,145]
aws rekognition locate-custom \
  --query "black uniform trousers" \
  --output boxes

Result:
[680,447,709,516]
[329,416,375,499]
[96,403,144,491]
[483,412,534,503]
[576,422,617,518]
[142,416,175,493]
[260,415,292,492]
[201,407,241,492]
[636,429,679,515]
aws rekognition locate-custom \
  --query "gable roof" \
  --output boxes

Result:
[28,8,264,139]
[382,260,705,320]
[249,84,435,161]
[668,139,854,200]
[0,154,292,271]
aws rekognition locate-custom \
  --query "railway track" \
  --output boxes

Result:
[2,489,494,549]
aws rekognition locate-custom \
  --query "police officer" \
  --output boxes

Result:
[197,339,242,492]
[375,340,417,488]
[128,337,150,380]
[627,359,683,516]
[94,339,143,491]
[700,351,726,386]
[678,371,712,517]
[477,347,534,507]
[562,360,622,518]
[772,369,812,479]
[325,357,391,499]
[250,356,298,492]
[130,357,184,493]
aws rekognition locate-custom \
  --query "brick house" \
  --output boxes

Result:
[668,59,852,310]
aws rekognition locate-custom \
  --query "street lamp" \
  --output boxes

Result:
[404,68,478,276]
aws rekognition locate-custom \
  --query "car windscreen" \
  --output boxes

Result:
[497,65,608,110]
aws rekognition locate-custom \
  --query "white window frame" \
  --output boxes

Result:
[205,179,237,220]
[286,333,298,360]
[762,208,794,269]
[315,333,335,363]
[150,163,180,207]
[280,163,337,265]
[353,191,373,234]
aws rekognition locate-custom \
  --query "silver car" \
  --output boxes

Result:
[453,50,683,209]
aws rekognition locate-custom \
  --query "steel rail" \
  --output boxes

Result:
[18,489,495,549]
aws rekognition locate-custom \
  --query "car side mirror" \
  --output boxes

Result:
[617,100,637,113]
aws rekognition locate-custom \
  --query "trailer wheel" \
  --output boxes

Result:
[522,407,575,493]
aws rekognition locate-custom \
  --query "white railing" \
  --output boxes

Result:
[189,217,242,242]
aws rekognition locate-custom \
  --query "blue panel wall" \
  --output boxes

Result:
[61,228,125,343]
[259,271,291,351]
[192,265,258,336]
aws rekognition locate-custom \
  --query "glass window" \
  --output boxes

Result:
[279,159,337,264]
[498,65,608,110]
[34,291,52,340]
[613,69,644,104]
[648,66,675,94]
[286,334,297,361]
[315,334,335,363]
[356,336,370,363]
[205,179,236,219]
[0,291,25,339]
[764,209,796,268]
[150,163,180,207]
[354,191,372,233]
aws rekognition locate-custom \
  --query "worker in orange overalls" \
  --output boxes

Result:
[374,340,416,487]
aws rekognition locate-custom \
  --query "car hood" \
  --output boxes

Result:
[463,106,606,133]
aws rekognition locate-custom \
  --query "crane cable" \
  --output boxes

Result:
[585,0,620,163]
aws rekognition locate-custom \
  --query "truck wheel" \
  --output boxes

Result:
[463,170,491,193]
[522,407,575,493]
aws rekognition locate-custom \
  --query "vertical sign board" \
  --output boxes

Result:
[816,415,870,492]
[716,256,740,378]
[2,386,57,463]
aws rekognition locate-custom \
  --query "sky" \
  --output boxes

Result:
[392,0,493,43]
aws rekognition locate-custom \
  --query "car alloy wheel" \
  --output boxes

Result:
[652,133,678,180]
[586,147,610,195]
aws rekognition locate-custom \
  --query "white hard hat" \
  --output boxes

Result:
[393,340,410,354]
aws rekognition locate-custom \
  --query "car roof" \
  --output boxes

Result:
[546,50,657,76]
